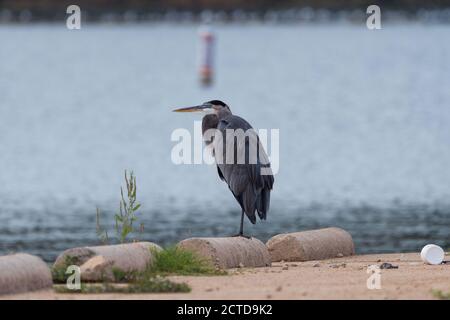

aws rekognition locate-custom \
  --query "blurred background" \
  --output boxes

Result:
[0,1,449,262]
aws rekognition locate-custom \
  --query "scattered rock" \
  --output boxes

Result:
[329,263,346,268]
[336,253,344,258]
[380,262,398,269]
[313,263,321,267]
[238,262,245,268]
[80,255,113,281]
[266,294,272,299]
[276,286,282,292]
[205,288,214,292]
[282,266,289,270]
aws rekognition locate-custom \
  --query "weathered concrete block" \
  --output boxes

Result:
[177,237,271,269]
[80,255,114,281]
[266,227,355,262]
[53,242,162,281]
[0,253,53,295]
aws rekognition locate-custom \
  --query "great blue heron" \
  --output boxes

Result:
[173,100,274,237]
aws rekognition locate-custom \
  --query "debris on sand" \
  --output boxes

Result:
[329,263,346,268]
[380,262,399,269]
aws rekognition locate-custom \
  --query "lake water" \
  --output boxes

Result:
[0,23,449,262]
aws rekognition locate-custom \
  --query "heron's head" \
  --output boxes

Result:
[173,100,231,116]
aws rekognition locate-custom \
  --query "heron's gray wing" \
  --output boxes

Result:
[215,115,253,194]
[236,123,274,219]
[215,115,274,223]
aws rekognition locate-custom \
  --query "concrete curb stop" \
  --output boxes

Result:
[0,253,53,295]
[53,242,162,281]
[177,237,271,269]
[266,227,355,262]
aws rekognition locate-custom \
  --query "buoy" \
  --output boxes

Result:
[198,25,215,86]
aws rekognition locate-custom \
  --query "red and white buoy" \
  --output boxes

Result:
[198,25,215,86]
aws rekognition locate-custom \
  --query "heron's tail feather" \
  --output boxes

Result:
[238,185,257,224]
[256,188,270,220]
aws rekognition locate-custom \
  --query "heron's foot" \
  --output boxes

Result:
[230,233,252,239]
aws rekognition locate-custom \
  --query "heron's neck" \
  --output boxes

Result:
[217,108,232,120]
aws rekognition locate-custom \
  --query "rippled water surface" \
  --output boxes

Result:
[0,23,449,261]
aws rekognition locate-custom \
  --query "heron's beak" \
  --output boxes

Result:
[173,105,209,113]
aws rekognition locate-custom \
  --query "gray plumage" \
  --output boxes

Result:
[203,106,274,226]
[175,99,274,236]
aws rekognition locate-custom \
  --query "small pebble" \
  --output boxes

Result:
[282,266,289,270]
[329,263,346,268]
[276,286,282,292]
[336,253,344,258]
[380,262,398,269]
[313,263,320,267]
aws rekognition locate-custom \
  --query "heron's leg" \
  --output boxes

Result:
[231,210,251,239]
[239,209,245,235]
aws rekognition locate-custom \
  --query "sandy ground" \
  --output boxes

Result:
[3,252,449,300]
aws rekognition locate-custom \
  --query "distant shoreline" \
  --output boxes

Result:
[1,8,450,24]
